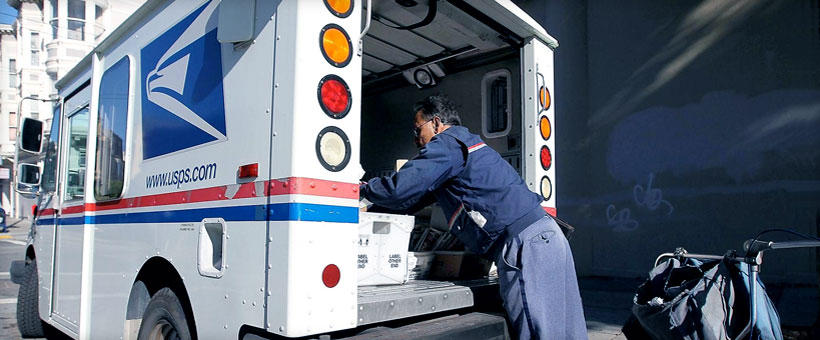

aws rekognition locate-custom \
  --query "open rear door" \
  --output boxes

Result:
[522,34,557,216]
[457,0,559,215]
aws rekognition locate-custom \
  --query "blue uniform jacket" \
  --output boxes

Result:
[361,126,545,258]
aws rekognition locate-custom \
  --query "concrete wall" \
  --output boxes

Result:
[517,0,820,283]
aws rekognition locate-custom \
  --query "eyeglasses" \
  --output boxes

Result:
[412,118,434,138]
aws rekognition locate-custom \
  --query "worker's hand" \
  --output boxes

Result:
[359,197,373,212]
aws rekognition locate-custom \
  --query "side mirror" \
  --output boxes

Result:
[217,0,256,43]
[20,118,44,154]
[16,163,40,195]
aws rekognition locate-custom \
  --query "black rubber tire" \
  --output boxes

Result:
[17,259,45,338]
[137,288,192,340]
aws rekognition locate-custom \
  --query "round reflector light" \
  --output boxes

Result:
[539,86,551,111]
[540,176,552,200]
[322,264,340,288]
[317,74,351,119]
[324,0,353,18]
[320,24,352,68]
[316,126,351,172]
[539,116,551,140]
[540,145,552,170]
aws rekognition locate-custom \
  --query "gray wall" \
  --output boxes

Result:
[361,58,522,175]
[518,0,820,282]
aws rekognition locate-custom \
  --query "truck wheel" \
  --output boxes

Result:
[16,259,45,338]
[137,288,192,340]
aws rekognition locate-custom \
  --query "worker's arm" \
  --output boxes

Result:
[367,192,438,215]
[361,135,464,212]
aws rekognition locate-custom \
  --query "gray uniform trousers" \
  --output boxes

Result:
[496,216,588,340]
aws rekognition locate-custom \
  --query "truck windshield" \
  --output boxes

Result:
[41,105,61,193]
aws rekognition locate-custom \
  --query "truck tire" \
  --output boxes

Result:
[16,259,45,338]
[137,288,192,340]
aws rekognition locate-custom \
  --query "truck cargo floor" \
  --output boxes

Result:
[357,277,498,326]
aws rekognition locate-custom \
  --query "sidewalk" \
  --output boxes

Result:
[1,217,29,233]
[578,276,819,340]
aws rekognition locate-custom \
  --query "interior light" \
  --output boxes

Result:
[321,25,352,68]
[540,176,552,200]
[316,126,351,172]
[318,74,351,119]
[324,0,353,17]
[539,86,551,111]
[539,116,551,140]
[540,145,552,171]
[414,68,433,86]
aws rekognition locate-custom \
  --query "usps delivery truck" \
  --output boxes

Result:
[11,0,558,339]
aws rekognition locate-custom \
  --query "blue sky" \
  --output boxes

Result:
[0,2,17,25]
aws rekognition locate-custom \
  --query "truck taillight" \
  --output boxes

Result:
[540,145,552,170]
[322,264,340,288]
[238,163,258,179]
[539,85,551,110]
[316,126,351,172]
[539,116,551,140]
[318,75,351,118]
[324,0,353,18]
[541,176,552,200]
[320,24,352,68]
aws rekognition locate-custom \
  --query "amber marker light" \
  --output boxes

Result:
[320,24,352,68]
[539,86,551,111]
[325,0,353,18]
[539,116,551,140]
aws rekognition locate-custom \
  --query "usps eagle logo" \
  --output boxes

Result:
[141,0,226,160]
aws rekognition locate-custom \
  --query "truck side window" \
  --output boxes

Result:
[94,56,130,200]
[481,69,512,138]
[41,105,61,193]
[65,107,89,201]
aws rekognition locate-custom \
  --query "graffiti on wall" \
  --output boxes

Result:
[607,173,675,232]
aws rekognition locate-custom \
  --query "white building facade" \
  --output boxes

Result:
[0,0,143,217]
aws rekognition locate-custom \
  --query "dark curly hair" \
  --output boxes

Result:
[413,94,462,126]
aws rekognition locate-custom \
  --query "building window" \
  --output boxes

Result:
[9,127,16,139]
[29,96,40,120]
[30,32,39,50]
[481,69,512,138]
[50,0,58,38]
[94,56,129,200]
[8,59,16,87]
[29,94,38,110]
[9,112,16,126]
[67,0,86,41]
[31,33,40,65]
[94,5,105,39]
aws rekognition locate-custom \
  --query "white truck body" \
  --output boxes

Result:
[16,0,558,338]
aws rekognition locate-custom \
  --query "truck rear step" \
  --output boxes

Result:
[357,278,498,326]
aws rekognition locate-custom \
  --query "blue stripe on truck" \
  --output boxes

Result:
[36,203,358,226]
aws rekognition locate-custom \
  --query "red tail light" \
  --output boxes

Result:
[322,264,340,288]
[238,163,258,179]
[318,75,351,119]
[540,145,552,170]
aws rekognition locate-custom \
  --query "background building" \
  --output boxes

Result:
[0,0,143,218]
